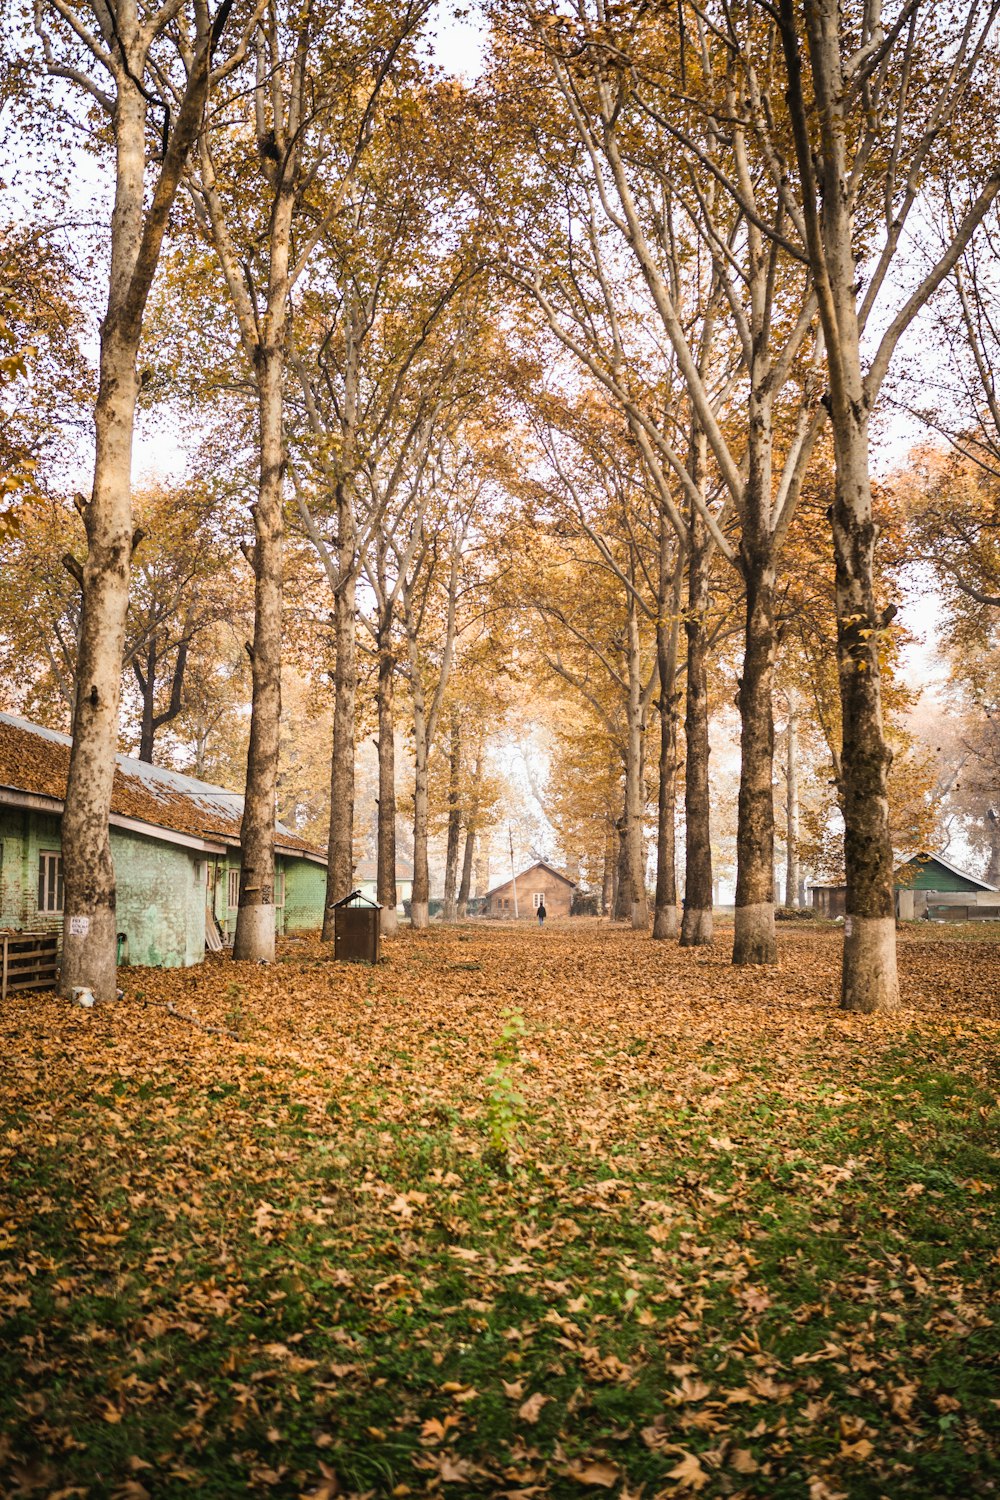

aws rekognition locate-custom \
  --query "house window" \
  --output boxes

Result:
[227,868,240,909]
[532,891,543,909]
[274,869,285,908]
[38,851,64,914]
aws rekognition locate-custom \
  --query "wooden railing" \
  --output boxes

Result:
[1,932,59,1002]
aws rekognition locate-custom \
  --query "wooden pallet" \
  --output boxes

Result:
[1,932,59,1002]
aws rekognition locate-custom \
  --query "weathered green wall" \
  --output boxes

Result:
[209,851,288,940]
[209,852,326,939]
[209,851,239,942]
[0,810,205,967]
[0,811,325,962]
[0,807,64,935]
[110,829,205,967]
[285,858,326,932]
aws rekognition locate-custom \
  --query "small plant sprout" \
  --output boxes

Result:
[225,983,247,1039]
[484,1007,527,1172]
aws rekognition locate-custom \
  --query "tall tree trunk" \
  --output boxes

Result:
[136,639,157,763]
[653,688,679,941]
[624,602,649,928]
[779,0,899,1012]
[234,338,286,962]
[457,828,476,915]
[457,830,476,918]
[135,632,189,764]
[785,704,800,907]
[830,405,899,1010]
[602,818,614,915]
[612,812,630,920]
[60,37,219,998]
[60,315,140,1000]
[376,630,397,937]
[681,517,713,947]
[442,714,461,920]
[457,747,482,918]
[732,547,777,964]
[653,533,682,941]
[323,483,357,939]
[410,676,430,928]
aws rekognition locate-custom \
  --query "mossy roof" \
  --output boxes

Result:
[0,713,323,860]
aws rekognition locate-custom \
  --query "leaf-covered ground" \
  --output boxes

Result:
[2,921,998,1500]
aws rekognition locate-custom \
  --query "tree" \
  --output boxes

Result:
[289,67,482,931]
[0,224,91,525]
[31,0,244,999]
[489,4,827,963]
[902,447,1000,618]
[780,474,944,886]
[183,0,428,958]
[515,391,669,930]
[0,483,241,758]
[398,439,480,928]
[772,0,1000,1010]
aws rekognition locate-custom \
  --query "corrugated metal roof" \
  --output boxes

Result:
[0,713,324,860]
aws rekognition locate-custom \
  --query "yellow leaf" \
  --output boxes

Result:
[839,1437,874,1461]
[563,1458,621,1488]
[518,1391,551,1423]
[666,1451,710,1490]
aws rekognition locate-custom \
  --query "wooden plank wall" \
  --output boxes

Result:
[1,932,59,1002]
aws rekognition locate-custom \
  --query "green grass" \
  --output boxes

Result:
[1,933,999,1498]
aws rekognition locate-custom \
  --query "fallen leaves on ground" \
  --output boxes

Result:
[1,920,998,1498]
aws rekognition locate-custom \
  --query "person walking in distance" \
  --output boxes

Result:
[537,899,547,928]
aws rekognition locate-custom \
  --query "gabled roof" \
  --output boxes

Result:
[0,713,325,862]
[482,860,577,901]
[896,850,997,892]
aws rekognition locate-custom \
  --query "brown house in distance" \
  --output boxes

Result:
[482,861,576,919]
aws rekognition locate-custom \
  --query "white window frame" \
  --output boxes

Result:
[38,850,64,914]
[532,891,543,909]
[274,868,285,909]
[227,868,240,909]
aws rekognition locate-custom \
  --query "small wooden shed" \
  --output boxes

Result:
[810,882,847,919]
[481,860,576,919]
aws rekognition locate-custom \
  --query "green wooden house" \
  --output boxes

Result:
[812,851,1000,922]
[0,713,328,968]
[894,851,999,920]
